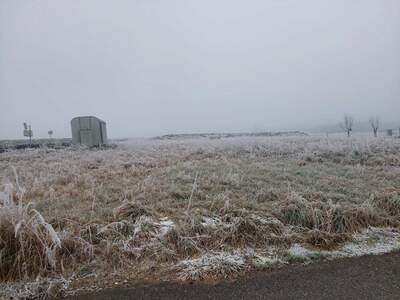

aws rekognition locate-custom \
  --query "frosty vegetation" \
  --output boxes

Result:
[1,133,400,297]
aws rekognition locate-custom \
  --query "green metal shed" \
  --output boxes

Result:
[71,116,107,147]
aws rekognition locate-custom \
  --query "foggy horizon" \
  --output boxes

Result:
[1,0,399,139]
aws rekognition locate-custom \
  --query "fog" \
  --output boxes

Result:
[1,0,399,139]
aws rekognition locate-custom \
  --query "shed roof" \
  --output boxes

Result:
[71,116,106,124]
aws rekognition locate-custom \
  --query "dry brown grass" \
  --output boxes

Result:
[374,192,400,217]
[276,192,387,234]
[1,134,400,291]
[0,187,60,280]
[0,182,90,281]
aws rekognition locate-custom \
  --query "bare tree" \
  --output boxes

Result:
[369,115,380,137]
[340,114,354,137]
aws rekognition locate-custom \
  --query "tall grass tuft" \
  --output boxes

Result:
[374,192,400,217]
[276,192,388,249]
[0,182,62,280]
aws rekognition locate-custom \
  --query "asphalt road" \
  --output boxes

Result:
[68,252,400,300]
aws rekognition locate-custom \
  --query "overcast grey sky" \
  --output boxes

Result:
[1,0,399,139]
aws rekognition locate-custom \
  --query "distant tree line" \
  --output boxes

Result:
[340,114,381,137]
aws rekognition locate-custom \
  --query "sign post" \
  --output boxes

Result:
[48,130,53,139]
[23,123,33,146]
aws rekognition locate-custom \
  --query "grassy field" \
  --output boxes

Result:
[1,133,400,298]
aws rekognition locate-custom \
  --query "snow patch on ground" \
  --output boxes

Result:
[178,252,245,280]
[288,227,400,261]
[288,244,314,258]
[157,217,175,237]
[252,255,283,269]
[341,227,400,257]
[201,216,222,228]
[177,227,400,282]
[0,276,72,299]
[177,247,285,280]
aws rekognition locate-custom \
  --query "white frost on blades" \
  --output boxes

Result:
[288,227,400,260]
[157,217,175,237]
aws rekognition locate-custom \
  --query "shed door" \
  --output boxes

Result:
[80,130,93,146]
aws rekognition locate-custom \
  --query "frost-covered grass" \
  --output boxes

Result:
[0,181,71,280]
[287,227,400,261]
[1,133,400,297]
[0,179,91,285]
[178,252,245,280]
